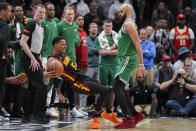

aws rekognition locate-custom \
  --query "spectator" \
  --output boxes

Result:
[146,25,154,39]
[130,68,157,117]
[112,11,123,32]
[51,0,67,19]
[150,19,170,64]
[75,15,88,110]
[151,1,175,30]
[172,47,196,73]
[65,0,80,17]
[183,58,196,81]
[108,0,136,20]
[83,0,104,34]
[153,55,173,114]
[139,28,156,86]
[169,13,195,61]
[77,0,90,16]
[184,6,196,60]
[85,22,99,109]
[96,0,113,19]
[75,15,88,74]
[160,68,196,117]
[0,2,12,121]
[161,0,183,17]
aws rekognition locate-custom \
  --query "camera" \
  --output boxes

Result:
[177,73,183,79]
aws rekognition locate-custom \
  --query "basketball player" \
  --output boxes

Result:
[95,20,120,124]
[44,36,110,129]
[112,4,146,128]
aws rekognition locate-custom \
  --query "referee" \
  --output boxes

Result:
[20,4,48,124]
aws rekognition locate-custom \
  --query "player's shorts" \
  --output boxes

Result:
[99,64,118,88]
[115,55,138,86]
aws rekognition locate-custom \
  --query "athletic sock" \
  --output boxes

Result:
[106,107,112,113]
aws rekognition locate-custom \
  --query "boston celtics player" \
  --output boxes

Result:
[113,4,146,128]
[95,20,120,124]
[57,7,82,118]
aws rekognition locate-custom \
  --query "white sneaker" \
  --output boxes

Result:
[0,107,10,117]
[79,109,88,116]
[69,107,84,118]
[45,108,59,117]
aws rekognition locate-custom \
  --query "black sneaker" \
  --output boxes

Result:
[11,113,23,119]
[21,115,32,123]
[31,116,50,124]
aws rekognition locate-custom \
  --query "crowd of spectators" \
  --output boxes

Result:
[0,0,196,123]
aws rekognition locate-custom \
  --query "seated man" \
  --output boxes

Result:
[130,68,157,117]
[153,55,173,114]
[160,68,196,117]
[44,36,120,129]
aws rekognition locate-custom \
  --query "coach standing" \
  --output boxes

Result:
[20,4,48,124]
[0,2,12,120]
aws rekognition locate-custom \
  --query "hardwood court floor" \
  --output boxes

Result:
[1,117,196,131]
[52,117,196,131]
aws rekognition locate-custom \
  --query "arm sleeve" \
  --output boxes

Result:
[22,20,36,37]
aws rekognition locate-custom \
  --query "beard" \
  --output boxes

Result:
[121,13,126,23]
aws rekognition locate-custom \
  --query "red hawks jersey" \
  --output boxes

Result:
[173,26,190,60]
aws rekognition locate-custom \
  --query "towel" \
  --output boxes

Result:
[98,30,118,51]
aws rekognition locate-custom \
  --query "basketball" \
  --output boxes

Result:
[47,59,64,77]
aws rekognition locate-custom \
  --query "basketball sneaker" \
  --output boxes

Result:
[115,117,136,129]
[101,110,120,124]
[132,112,144,124]
[69,107,84,118]
[90,117,100,129]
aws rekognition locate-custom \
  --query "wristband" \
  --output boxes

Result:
[139,64,144,66]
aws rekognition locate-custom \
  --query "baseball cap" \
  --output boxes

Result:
[162,55,171,61]
[178,47,190,56]
[177,13,186,19]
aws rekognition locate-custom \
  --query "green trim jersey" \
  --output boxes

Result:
[9,18,31,75]
[57,20,80,64]
[118,19,137,57]
[96,35,118,65]
[41,17,59,58]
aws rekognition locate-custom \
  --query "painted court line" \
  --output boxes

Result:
[136,119,152,127]
[50,119,91,131]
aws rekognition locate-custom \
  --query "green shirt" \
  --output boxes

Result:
[118,19,137,57]
[57,20,80,63]
[96,34,118,65]
[41,17,59,58]
[9,17,31,75]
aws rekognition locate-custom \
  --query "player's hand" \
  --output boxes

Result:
[138,64,147,76]
[44,71,57,78]
[57,93,66,103]
[30,57,40,71]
